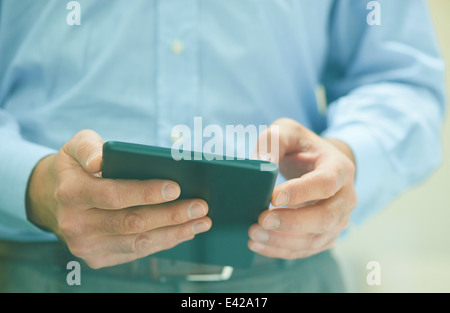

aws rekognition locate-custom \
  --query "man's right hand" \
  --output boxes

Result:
[26,130,212,269]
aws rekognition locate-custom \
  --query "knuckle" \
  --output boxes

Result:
[168,206,187,225]
[57,210,80,238]
[54,183,72,204]
[133,233,155,257]
[322,209,338,232]
[322,174,338,198]
[74,130,98,149]
[66,130,97,159]
[121,211,146,234]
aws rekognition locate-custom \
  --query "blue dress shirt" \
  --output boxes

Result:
[0,0,445,241]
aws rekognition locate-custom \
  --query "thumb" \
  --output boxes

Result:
[253,118,313,165]
[64,129,104,173]
[252,123,281,165]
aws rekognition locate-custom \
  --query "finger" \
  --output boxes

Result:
[248,234,338,260]
[249,224,343,251]
[82,253,138,269]
[83,177,181,209]
[253,118,316,163]
[271,168,344,207]
[259,187,354,234]
[249,224,320,251]
[83,231,195,269]
[252,123,281,164]
[94,199,209,234]
[278,152,316,180]
[63,129,104,173]
[247,239,315,260]
[67,215,212,267]
[99,217,212,256]
[56,174,181,209]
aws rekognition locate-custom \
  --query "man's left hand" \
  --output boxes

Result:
[249,118,357,259]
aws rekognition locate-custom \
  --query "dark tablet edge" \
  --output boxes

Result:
[103,141,279,173]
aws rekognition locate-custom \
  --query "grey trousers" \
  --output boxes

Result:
[0,240,346,293]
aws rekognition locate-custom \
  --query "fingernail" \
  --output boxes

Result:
[263,213,280,230]
[249,242,265,252]
[86,149,102,168]
[193,221,211,234]
[251,228,269,243]
[275,191,289,206]
[188,202,206,219]
[163,183,180,200]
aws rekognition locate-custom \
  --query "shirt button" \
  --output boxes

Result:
[171,40,185,54]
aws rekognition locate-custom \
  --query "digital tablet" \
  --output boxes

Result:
[102,141,278,268]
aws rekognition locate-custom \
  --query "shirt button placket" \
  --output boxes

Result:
[156,0,199,148]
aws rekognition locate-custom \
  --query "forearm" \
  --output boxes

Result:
[322,83,444,225]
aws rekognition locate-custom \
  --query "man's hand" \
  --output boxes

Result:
[249,118,357,259]
[26,130,212,269]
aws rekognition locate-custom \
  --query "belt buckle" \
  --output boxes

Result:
[185,266,234,282]
[150,258,235,283]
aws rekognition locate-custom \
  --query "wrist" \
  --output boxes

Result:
[325,138,356,167]
[25,153,57,232]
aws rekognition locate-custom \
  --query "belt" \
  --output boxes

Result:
[145,254,287,283]
[149,258,235,282]
[0,240,290,283]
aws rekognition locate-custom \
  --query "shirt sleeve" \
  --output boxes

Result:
[0,111,57,241]
[321,0,446,225]
[0,1,58,241]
